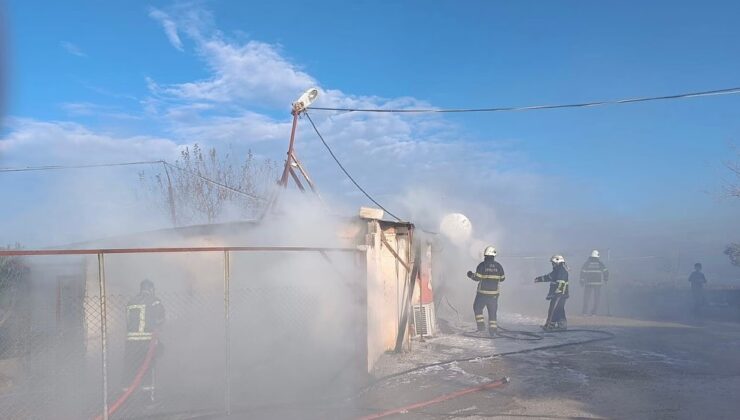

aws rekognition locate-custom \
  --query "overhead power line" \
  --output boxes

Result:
[0,159,265,201]
[160,161,266,201]
[308,86,740,114]
[0,160,163,172]
[304,111,403,222]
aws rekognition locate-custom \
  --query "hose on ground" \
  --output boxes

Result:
[220,326,616,419]
[460,325,544,341]
[356,377,511,420]
[366,328,615,388]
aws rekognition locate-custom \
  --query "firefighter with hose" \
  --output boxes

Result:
[467,246,505,336]
[124,279,165,402]
[535,255,569,331]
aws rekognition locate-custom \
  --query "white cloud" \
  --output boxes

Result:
[61,102,143,120]
[136,4,537,215]
[148,38,316,107]
[167,111,291,143]
[0,4,546,244]
[149,8,184,51]
[0,118,182,166]
[60,41,87,57]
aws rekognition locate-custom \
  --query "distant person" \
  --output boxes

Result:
[124,279,165,401]
[580,250,609,316]
[688,263,707,316]
[535,255,569,331]
[467,246,505,336]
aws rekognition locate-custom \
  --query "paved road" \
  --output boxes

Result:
[352,315,740,420]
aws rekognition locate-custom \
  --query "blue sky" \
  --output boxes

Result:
[1,0,739,261]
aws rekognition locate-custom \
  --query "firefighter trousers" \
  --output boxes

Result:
[582,285,601,315]
[546,295,567,326]
[473,293,498,333]
[123,339,157,400]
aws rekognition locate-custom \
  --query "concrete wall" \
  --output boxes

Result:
[364,219,413,372]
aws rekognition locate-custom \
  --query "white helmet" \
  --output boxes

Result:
[483,246,497,257]
[591,250,600,258]
[551,254,565,264]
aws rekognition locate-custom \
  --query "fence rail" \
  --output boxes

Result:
[0,246,361,257]
[0,245,364,419]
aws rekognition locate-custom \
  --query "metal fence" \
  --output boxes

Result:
[0,246,364,419]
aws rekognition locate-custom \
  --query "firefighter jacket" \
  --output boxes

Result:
[535,264,569,300]
[688,271,706,289]
[468,256,505,296]
[126,293,165,341]
[580,257,609,286]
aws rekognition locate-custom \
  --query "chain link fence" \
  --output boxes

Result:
[0,247,363,419]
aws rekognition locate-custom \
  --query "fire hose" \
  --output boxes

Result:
[185,327,614,419]
[353,328,614,419]
[93,336,159,420]
[461,326,544,341]
[357,377,510,420]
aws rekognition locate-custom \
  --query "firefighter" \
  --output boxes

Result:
[580,250,609,316]
[688,263,707,316]
[535,255,569,331]
[466,246,505,336]
[124,279,165,401]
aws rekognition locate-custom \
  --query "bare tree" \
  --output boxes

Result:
[726,159,740,198]
[725,244,740,267]
[725,147,740,266]
[0,245,29,349]
[141,144,279,226]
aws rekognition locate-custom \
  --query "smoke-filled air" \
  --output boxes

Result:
[0,2,740,419]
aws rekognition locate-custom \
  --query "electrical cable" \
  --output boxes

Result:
[0,159,266,202]
[308,86,740,114]
[160,161,266,201]
[304,111,403,222]
[0,160,162,172]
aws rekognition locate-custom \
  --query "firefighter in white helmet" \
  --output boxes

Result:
[467,246,505,336]
[580,250,609,316]
[535,255,569,331]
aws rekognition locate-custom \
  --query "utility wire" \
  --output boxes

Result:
[160,161,266,201]
[0,159,265,201]
[308,86,740,114]
[304,111,403,222]
[0,160,163,172]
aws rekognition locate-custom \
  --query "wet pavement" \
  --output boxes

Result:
[351,314,740,420]
[209,314,740,419]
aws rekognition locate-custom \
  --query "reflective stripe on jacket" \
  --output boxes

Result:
[537,265,569,299]
[126,293,165,341]
[580,257,609,285]
[472,257,505,296]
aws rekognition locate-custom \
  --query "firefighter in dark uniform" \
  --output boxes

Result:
[467,246,505,336]
[535,255,569,331]
[580,250,609,316]
[124,279,165,401]
[688,263,707,316]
